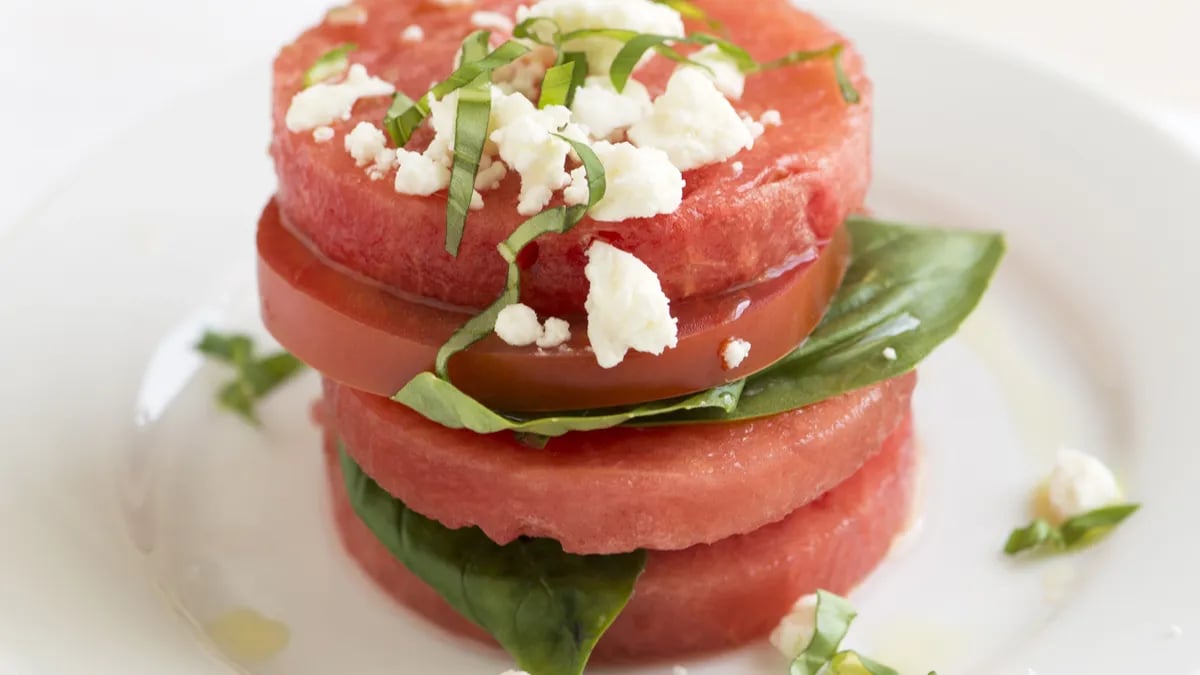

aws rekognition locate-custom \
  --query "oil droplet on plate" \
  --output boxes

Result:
[204,607,291,664]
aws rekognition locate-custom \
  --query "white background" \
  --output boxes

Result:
[2,0,1198,232]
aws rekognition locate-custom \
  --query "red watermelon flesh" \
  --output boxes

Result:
[327,372,915,555]
[271,0,872,316]
[324,415,915,663]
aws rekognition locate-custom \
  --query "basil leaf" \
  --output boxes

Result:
[759,43,859,104]
[303,42,357,88]
[649,217,1004,424]
[196,331,253,365]
[196,333,306,426]
[791,590,855,675]
[339,447,646,675]
[651,0,725,30]
[1060,503,1140,546]
[1003,518,1061,555]
[445,32,494,257]
[382,39,530,148]
[689,33,757,72]
[553,133,606,210]
[539,55,586,109]
[512,16,564,45]
[831,651,902,675]
[394,374,743,436]
[1004,503,1140,555]
[599,31,705,92]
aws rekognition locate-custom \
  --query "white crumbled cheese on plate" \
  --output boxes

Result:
[882,346,897,361]
[564,141,682,221]
[471,10,515,31]
[690,44,746,99]
[524,0,684,74]
[367,148,397,180]
[491,102,581,215]
[769,593,818,658]
[761,109,783,126]
[584,241,678,368]
[730,160,744,176]
[344,122,388,167]
[495,303,544,346]
[312,126,335,143]
[570,76,653,141]
[629,67,755,171]
[286,64,395,132]
[537,317,572,348]
[1046,448,1123,522]
[722,338,752,369]
[401,24,425,42]
[394,149,451,196]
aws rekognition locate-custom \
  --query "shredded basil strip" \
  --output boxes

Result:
[431,139,605,379]
[383,92,429,148]
[539,54,587,108]
[303,42,357,88]
[651,0,725,30]
[1005,503,1141,555]
[195,332,306,425]
[759,42,860,104]
[381,39,531,147]
[339,446,646,675]
[445,32,494,256]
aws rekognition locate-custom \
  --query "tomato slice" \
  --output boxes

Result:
[258,199,849,412]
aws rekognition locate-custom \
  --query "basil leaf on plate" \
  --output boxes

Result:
[538,55,586,108]
[394,217,1003,433]
[790,590,856,675]
[1005,503,1140,555]
[648,216,1005,424]
[303,42,357,88]
[196,332,306,425]
[339,447,646,675]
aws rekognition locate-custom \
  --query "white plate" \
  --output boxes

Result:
[1,6,1197,675]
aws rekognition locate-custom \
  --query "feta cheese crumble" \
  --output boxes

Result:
[471,10,515,31]
[538,317,572,348]
[1046,448,1123,522]
[730,160,744,176]
[344,122,388,167]
[312,126,335,143]
[722,338,752,370]
[394,149,451,196]
[570,76,653,141]
[325,4,367,25]
[564,141,682,221]
[523,0,685,74]
[401,24,425,42]
[584,241,678,368]
[490,102,581,214]
[882,346,897,361]
[495,304,544,347]
[690,44,746,100]
[286,64,395,132]
[761,109,783,126]
[628,67,755,171]
[770,593,818,658]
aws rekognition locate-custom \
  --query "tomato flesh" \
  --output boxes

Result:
[259,199,850,412]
